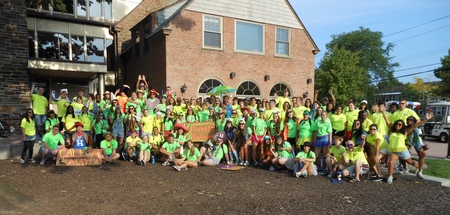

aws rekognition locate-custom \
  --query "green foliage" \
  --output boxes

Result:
[317,27,399,104]
[315,46,367,104]
[433,49,450,98]
[25,0,113,13]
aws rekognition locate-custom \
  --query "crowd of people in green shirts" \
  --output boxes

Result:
[24,77,432,184]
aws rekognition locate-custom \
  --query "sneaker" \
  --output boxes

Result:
[37,140,43,145]
[28,159,36,163]
[184,167,188,171]
[387,176,393,184]
[121,152,128,160]
[401,168,409,175]
[295,172,301,178]
[302,172,308,178]
[129,158,134,163]
[162,161,169,166]
[269,166,276,171]
[416,171,424,179]
[19,159,25,164]
[40,159,45,165]
[239,161,244,166]
[173,165,181,172]
[168,156,174,162]
[327,172,335,178]
[244,161,250,166]
[227,161,231,165]
[371,176,383,182]
[259,161,263,166]
[253,161,259,166]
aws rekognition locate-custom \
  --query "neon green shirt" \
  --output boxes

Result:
[141,115,155,133]
[101,139,118,156]
[367,132,388,150]
[329,145,346,163]
[314,119,332,137]
[212,144,228,160]
[267,120,284,136]
[391,108,420,124]
[216,119,226,132]
[162,141,180,153]
[346,147,368,164]
[93,119,109,135]
[330,113,346,131]
[277,141,294,158]
[252,118,267,136]
[297,119,316,138]
[42,132,64,149]
[286,119,297,138]
[78,114,93,131]
[21,118,36,136]
[31,94,48,115]
[182,148,201,161]
[369,112,390,135]
[389,132,408,153]
[52,99,69,117]
[344,110,359,130]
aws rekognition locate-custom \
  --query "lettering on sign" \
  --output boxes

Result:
[185,122,215,142]
[56,149,103,166]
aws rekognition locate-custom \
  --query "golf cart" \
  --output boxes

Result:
[420,102,450,142]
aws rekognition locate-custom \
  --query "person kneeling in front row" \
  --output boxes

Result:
[40,126,65,165]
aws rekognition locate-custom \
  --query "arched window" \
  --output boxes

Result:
[236,81,260,97]
[270,83,291,97]
[198,78,223,94]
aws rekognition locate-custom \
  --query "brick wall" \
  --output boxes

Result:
[115,0,178,86]
[0,0,30,116]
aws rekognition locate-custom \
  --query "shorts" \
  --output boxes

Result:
[25,135,36,141]
[277,157,288,163]
[345,162,369,176]
[40,146,59,154]
[296,137,311,148]
[390,150,411,160]
[127,130,140,137]
[141,132,152,138]
[204,156,220,165]
[380,148,388,155]
[285,158,296,170]
[314,135,330,148]
[112,128,125,138]
[251,135,264,145]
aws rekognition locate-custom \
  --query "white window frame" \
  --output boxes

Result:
[235,20,265,55]
[275,27,290,57]
[202,15,223,50]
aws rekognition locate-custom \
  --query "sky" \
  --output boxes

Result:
[290,0,450,84]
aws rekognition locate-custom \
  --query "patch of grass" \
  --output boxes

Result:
[423,159,450,179]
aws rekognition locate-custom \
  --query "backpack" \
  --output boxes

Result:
[38,119,50,136]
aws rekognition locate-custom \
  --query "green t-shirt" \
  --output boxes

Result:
[93,119,109,135]
[182,147,201,161]
[175,134,187,144]
[126,99,143,114]
[45,118,60,131]
[139,142,151,153]
[314,119,332,137]
[101,139,118,156]
[329,113,346,131]
[197,110,210,122]
[216,119,226,132]
[162,141,181,153]
[42,132,65,149]
[295,151,316,159]
[212,144,228,161]
[286,119,297,138]
[277,141,294,158]
[267,120,284,136]
[31,94,48,115]
[252,118,267,136]
[297,119,316,138]
[329,145,346,163]
[163,117,174,131]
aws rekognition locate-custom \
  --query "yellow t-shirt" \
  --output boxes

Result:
[346,147,368,164]
[389,132,408,153]
[78,114,93,131]
[154,118,162,132]
[52,99,70,117]
[149,134,165,147]
[361,119,373,133]
[21,118,36,136]
[31,94,48,115]
[292,106,306,119]
[276,97,291,110]
[62,114,79,132]
[369,112,390,135]
[366,132,388,150]
[141,115,155,133]
[329,113,347,131]
[391,108,420,124]
[344,110,359,130]
[329,145,346,163]
[125,136,142,149]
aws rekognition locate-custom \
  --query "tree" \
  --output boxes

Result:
[433,49,450,98]
[401,77,437,104]
[315,46,367,104]
[25,0,113,13]
[316,27,400,104]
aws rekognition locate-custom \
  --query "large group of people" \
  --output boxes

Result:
[21,75,432,184]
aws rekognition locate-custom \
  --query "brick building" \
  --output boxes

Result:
[118,0,319,99]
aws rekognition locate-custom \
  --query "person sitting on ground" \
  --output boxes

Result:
[149,126,165,161]
[341,139,369,183]
[124,130,142,162]
[270,135,294,170]
[261,135,274,168]
[70,122,91,149]
[100,132,120,163]
[160,133,181,166]
[291,142,317,178]
[173,140,202,171]
[200,133,228,166]
[326,136,347,178]
[137,135,151,166]
[40,125,65,165]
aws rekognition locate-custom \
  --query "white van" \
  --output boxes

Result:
[420,102,450,142]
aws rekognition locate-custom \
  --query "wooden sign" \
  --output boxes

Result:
[56,148,103,166]
[185,122,216,142]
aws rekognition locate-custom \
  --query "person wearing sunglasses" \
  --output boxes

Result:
[405,116,427,179]
[341,139,368,183]
[390,99,420,124]
[20,108,37,164]
[382,110,433,184]
[366,124,389,181]
[233,118,252,166]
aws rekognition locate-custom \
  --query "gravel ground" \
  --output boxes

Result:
[0,159,449,215]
